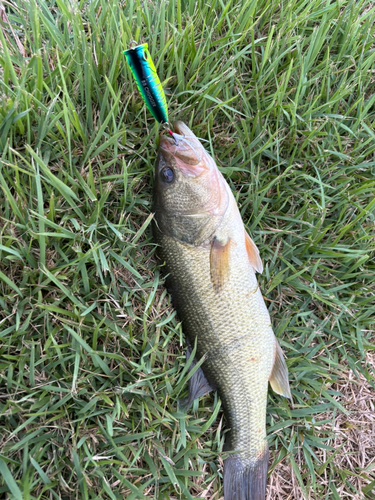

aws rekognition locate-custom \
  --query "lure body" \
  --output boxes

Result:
[124,43,168,124]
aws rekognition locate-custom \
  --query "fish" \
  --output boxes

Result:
[124,43,169,125]
[153,121,291,500]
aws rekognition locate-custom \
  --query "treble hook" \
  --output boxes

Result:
[162,122,179,145]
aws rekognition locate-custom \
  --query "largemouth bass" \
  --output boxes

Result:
[153,122,291,500]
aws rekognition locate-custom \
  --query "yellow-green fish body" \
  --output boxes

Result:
[153,122,291,500]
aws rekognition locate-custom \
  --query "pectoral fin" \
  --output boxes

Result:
[244,230,263,274]
[210,237,231,293]
[269,338,292,398]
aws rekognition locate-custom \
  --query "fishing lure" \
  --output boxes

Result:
[124,43,169,125]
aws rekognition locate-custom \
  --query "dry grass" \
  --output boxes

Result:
[268,353,375,499]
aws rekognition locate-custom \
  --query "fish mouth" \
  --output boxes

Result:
[159,121,205,169]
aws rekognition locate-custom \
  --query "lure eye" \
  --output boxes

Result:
[144,51,148,60]
[161,167,174,183]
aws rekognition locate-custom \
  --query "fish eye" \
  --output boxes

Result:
[161,167,174,183]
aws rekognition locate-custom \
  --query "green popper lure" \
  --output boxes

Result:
[124,43,169,125]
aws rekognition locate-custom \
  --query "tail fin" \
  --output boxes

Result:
[223,447,269,500]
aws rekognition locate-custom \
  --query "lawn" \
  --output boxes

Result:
[0,0,375,499]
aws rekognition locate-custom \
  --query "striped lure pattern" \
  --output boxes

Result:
[124,43,169,124]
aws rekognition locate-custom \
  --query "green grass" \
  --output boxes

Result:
[0,0,375,498]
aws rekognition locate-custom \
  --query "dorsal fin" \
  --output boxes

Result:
[210,237,231,293]
[244,230,263,274]
[269,338,292,399]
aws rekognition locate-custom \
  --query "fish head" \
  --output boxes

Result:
[153,121,229,245]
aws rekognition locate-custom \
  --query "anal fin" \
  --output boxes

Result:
[180,348,215,409]
[269,338,292,399]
